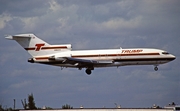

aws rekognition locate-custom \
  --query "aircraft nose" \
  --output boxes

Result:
[170,55,176,61]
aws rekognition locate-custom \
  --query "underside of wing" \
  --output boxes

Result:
[64,57,113,67]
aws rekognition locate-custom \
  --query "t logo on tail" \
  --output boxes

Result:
[35,43,45,51]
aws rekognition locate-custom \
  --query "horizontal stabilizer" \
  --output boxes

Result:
[5,35,13,40]
[5,34,34,40]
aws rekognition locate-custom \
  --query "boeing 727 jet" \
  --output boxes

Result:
[6,34,175,75]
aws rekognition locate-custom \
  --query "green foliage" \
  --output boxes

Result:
[45,107,53,110]
[62,104,73,109]
[28,93,37,110]
[0,105,13,111]
[0,105,3,111]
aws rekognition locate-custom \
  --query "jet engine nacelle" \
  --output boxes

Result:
[49,53,71,62]
[49,56,66,61]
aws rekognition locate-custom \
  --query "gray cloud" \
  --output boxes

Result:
[0,0,179,109]
[0,0,49,17]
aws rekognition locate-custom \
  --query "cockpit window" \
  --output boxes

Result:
[162,52,169,55]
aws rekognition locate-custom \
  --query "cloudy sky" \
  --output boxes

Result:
[0,0,180,109]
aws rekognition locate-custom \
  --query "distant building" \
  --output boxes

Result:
[164,102,180,111]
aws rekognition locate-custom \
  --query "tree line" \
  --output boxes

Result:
[0,93,73,111]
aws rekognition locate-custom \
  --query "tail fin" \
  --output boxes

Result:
[6,34,72,57]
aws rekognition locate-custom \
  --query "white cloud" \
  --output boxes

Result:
[20,17,39,31]
[0,13,12,30]
[48,0,62,12]
[10,81,32,89]
[100,16,142,30]
[147,72,165,79]
[10,69,25,77]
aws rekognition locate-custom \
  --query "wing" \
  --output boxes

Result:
[63,57,113,67]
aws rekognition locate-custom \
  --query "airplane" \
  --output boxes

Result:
[5,33,176,75]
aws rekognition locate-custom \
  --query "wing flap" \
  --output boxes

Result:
[64,57,113,67]
[65,57,98,64]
